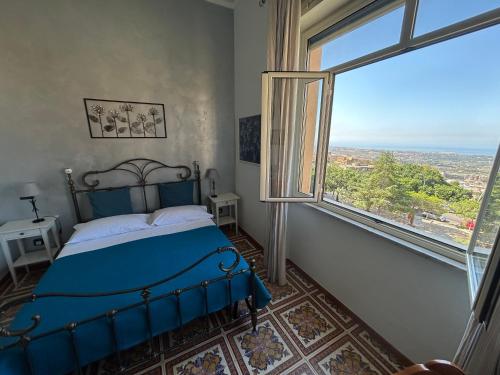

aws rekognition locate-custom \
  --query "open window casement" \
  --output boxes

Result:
[260,71,333,202]
[466,145,500,306]
[467,146,500,304]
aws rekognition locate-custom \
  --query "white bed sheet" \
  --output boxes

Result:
[58,219,216,259]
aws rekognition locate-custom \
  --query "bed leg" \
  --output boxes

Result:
[249,258,258,333]
[232,301,239,319]
[107,310,125,372]
[141,289,156,358]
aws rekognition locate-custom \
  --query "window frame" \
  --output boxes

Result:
[260,71,333,203]
[466,146,500,303]
[299,0,500,263]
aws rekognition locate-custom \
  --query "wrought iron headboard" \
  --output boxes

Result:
[65,158,202,223]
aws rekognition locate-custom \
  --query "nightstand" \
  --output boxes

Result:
[0,217,60,287]
[208,193,240,235]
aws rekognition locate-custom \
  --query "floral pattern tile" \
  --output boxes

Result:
[312,291,357,330]
[165,337,236,375]
[264,277,303,309]
[310,335,387,375]
[352,326,412,372]
[229,315,300,374]
[276,297,342,355]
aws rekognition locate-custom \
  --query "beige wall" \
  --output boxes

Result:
[234,0,269,245]
[0,0,235,275]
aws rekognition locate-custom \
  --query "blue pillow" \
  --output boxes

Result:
[158,180,194,208]
[87,187,133,219]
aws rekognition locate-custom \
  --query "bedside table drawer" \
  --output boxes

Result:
[219,200,236,207]
[3,228,41,241]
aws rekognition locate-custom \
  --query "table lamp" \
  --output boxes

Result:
[18,182,45,223]
[205,168,220,197]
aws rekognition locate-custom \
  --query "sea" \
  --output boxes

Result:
[330,143,498,157]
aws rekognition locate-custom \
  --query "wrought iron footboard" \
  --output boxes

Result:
[0,246,259,375]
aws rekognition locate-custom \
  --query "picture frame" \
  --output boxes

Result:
[84,98,167,138]
[239,115,261,164]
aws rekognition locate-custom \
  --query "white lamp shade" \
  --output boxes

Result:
[205,168,220,180]
[18,182,40,198]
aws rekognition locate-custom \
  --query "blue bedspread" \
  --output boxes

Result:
[0,226,271,375]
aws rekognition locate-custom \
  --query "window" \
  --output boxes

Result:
[309,2,405,69]
[261,0,500,302]
[323,24,500,252]
[414,0,500,37]
[260,72,332,202]
[467,153,500,301]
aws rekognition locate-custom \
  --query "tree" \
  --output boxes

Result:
[409,191,446,215]
[450,199,480,219]
[434,182,472,202]
[366,152,409,214]
[324,164,361,202]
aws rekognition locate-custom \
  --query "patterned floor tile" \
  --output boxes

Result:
[95,337,162,375]
[286,264,319,292]
[233,238,257,253]
[285,361,317,375]
[137,365,164,375]
[352,326,412,372]
[312,291,357,330]
[264,276,304,310]
[275,296,342,356]
[310,335,388,375]
[2,267,46,296]
[228,314,300,375]
[216,299,269,332]
[165,337,237,375]
[163,316,221,359]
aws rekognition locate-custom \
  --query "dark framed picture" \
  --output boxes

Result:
[84,98,167,138]
[239,115,261,164]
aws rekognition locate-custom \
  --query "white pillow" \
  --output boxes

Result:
[149,205,213,226]
[67,214,151,244]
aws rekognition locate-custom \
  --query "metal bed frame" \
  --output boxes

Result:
[0,159,259,374]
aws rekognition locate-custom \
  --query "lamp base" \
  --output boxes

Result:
[32,218,45,223]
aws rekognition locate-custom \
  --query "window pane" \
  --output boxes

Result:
[470,161,500,289]
[322,25,500,249]
[414,0,500,37]
[312,4,404,70]
[264,75,327,200]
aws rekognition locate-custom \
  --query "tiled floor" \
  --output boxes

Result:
[0,229,412,375]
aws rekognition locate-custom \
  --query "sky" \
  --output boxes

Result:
[319,0,500,155]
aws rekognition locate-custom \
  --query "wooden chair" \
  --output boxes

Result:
[394,360,465,375]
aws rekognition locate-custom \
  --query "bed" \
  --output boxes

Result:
[0,159,271,375]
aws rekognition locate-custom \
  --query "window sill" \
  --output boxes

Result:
[304,202,467,271]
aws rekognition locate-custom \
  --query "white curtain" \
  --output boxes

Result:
[264,0,301,286]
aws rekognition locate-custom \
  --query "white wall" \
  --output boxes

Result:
[288,204,469,362]
[234,0,268,245]
[233,0,469,363]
